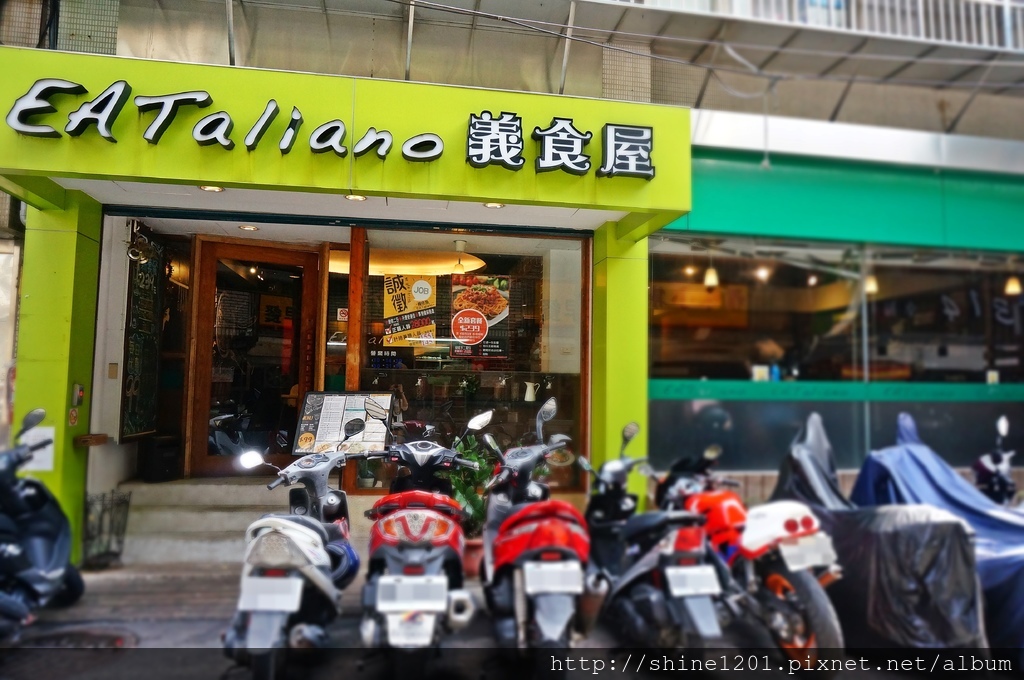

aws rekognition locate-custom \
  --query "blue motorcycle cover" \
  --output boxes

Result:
[772,414,985,649]
[852,413,1024,660]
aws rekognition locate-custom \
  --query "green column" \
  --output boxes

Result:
[14,191,101,563]
[591,221,649,500]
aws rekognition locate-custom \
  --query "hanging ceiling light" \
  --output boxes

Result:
[865,274,879,295]
[704,251,719,291]
[1006,275,1022,296]
[453,239,467,274]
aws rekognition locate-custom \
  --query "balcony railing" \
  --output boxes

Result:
[625,0,1024,51]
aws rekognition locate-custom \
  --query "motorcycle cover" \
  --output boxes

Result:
[772,413,986,648]
[852,413,1024,659]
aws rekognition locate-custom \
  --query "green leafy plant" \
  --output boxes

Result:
[450,433,497,537]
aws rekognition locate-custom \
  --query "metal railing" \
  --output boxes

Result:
[624,0,1024,51]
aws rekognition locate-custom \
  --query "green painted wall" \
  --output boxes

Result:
[592,223,650,499]
[650,379,1024,403]
[671,150,1024,252]
[14,191,101,563]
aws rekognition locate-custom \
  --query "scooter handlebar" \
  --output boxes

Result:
[267,476,286,490]
[455,457,479,471]
[28,439,52,453]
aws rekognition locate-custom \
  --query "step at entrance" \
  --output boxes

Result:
[117,478,380,565]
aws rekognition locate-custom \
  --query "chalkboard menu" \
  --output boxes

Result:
[119,237,165,441]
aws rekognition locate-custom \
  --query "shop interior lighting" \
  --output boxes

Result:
[865,274,879,295]
[198,185,224,193]
[453,239,467,274]
[755,266,771,282]
[238,225,259,231]
[1006,276,1022,296]
[808,274,819,287]
[703,252,719,291]
[683,265,697,277]
[345,194,367,201]
[249,265,257,274]
[483,202,505,209]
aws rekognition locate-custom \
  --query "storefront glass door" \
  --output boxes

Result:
[189,242,319,476]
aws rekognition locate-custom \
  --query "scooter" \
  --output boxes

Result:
[357,398,483,664]
[481,397,590,655]
[223,417,366,680]
[973,415,1018,506]
[657,447,844,669]
[0,408,84,643]
[580,423,724,650]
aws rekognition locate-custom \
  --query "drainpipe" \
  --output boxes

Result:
[226,0,237,66]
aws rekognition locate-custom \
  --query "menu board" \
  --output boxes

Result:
[119,238,165,441]
[451,274,511,358]
[293,391,393,456]
[383,274,436,346]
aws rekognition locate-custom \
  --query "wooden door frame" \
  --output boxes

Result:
[184,236,322,477]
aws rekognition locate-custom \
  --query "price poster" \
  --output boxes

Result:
[383,274,437,346]
[451,274,511,358]
[293,391,393,455]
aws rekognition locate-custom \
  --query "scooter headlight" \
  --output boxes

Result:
[246,531,309,568]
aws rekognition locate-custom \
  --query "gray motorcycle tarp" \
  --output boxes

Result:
[771,413,987,649]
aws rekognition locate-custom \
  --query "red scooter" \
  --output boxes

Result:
[480,398,590,653]
[358,399,488,662]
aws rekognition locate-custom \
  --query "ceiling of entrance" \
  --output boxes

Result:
[55,179,627,243]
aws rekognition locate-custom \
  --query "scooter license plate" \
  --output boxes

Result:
[238,576,303,612]
[385,612,438,647]
[376,575,448,613]
[523,561,583,595]
[779,532,837,572]
[664,565,722,597]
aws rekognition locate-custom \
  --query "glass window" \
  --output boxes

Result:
[866,261,1024,383]
[325,249,350,391]
[356,231,586,492]
[650,236,863,381]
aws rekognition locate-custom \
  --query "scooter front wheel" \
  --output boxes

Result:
[49,565,85,608]
[250,649,285,680]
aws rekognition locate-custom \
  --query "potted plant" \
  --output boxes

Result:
[450,433,496,579]
[356,457,377,488]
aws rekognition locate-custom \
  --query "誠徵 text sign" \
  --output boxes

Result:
[0,47,691,216]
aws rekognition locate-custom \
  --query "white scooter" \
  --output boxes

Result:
[223,418,366,680]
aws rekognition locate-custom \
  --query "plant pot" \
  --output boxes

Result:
[356,477,376,489]
[462,538,485,580]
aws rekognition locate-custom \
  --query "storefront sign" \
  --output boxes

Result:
[451,274,511,358]
[383,274,436,346]
[0,48,691,220]
[258,294,294,328]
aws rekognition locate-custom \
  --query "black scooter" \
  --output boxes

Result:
[973,415,1018,506]
[0,408,84,643]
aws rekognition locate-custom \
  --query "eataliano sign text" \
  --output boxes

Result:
[6,79,655,179]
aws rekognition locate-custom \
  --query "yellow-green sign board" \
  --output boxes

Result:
[0,46,691,220]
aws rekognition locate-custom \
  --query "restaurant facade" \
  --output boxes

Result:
[0,45,691,550]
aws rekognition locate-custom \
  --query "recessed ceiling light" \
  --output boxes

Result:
[199,185,224,193]
[683,265,697,276]
[483,202,505,209]
[345,194,367,201]
[238,225,259,232]
[755,266,771,282]
[808,274,819,287]
[249,266,257,274]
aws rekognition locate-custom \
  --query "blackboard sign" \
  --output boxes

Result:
[119,236,165,441]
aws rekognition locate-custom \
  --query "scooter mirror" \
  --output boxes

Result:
[364,398,389,422]
[703,444,723,461]
[467,410,493,431]
[239,451,265,469]
[17,408,45,438]
[998,415,1010,438]
[539,398,558,422]
[344,418,365,439]
[622,422,640,444]
[636,462,656,478]
[481,433,503,460]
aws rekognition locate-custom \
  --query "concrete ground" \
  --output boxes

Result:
[0,564,992,680]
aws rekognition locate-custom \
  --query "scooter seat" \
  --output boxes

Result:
[259,514,343,544]
[622,510,703,542]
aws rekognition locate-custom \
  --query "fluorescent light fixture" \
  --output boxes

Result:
[198,185,224,192]
[1006,276,1022,296]
[238,225,259,231]
[345,194,367,201]
[865,274,879,295]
